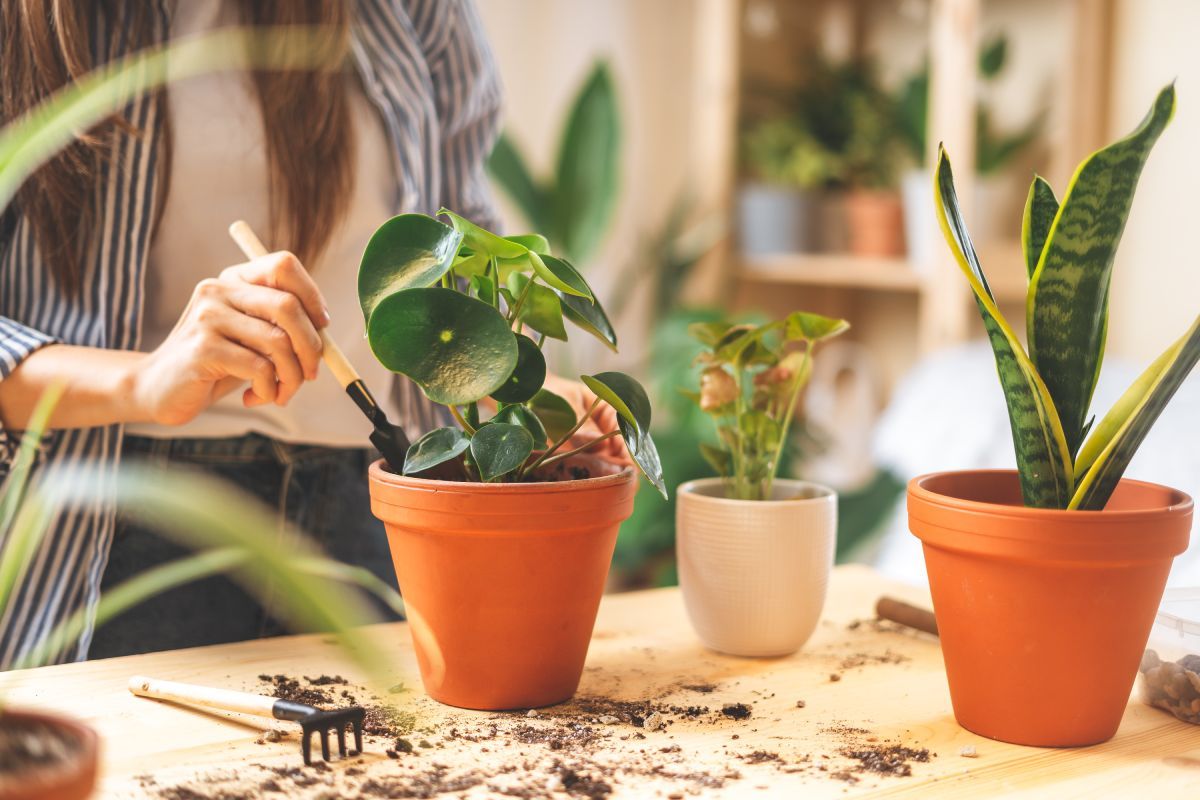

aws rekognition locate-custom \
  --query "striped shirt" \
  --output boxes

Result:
[0,0,501,666]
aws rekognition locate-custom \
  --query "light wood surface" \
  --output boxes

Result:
[4,565,1198,798]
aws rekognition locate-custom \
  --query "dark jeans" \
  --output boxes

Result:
[88,434,399,659]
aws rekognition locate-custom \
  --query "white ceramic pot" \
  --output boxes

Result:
[676,478,837,657]
[736,183,814,255]
[901,168,937,274]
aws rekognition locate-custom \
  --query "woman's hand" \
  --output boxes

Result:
[132,251,329,426]
[542,373,632,466]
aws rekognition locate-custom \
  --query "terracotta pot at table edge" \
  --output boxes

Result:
[368,460,637,710]
[844,188,905,257]
[907,469,1193,747]
[0,709,99,800]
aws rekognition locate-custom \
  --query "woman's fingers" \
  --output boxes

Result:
[223,282,324,380]
[211,309,305,405]
[222,251,330,331]
[200,336,279,406]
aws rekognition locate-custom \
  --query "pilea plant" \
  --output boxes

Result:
[935,83,1200,510]
[685,312,848,501]
[358,211,666,496]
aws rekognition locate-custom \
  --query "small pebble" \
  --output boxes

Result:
[598,715,620,725]
[526,709,540,718]
[795,700,806,709]
[829,673,842,683]
[960,745,978,758]
[643,712,667,732]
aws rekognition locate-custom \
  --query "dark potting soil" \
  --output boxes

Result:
[720,703,752,721]
[840,744,931,778]
[0,717,83,777]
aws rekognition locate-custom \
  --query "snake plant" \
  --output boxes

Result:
[935,83,1199,510]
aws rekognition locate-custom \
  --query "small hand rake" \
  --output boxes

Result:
[129,675,365,765]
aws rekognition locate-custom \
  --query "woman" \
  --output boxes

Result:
[0,0,623,665]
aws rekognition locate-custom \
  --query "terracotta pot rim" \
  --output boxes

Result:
[910,469,1193,522]
[0,708,98,797]
[368,458,635,495]
[678,477,835,507]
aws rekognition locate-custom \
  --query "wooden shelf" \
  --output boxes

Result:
[736,241,1028,304]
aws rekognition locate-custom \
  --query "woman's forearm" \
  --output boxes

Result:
[0,344,150,431]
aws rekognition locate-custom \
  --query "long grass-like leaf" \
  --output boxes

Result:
[935,147,1072,508]
[487,134,548,232]
[1070,315,1200,510]
[0,382,63,535]
[1026,84,1175,460]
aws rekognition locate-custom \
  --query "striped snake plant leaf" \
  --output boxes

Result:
[1069,314,1200,510]
[1020,176,1058,281]
[934,147,1072,508]
[1026,84,1176,461]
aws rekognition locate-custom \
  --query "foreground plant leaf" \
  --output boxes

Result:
[531,253,593,300]
[1026,84,1175,459]
[528,389,578,442]
[471,423,534,482]
[559,290,618,351]
[619,418,667,499]
[935,147,1072,508]
[438,208,527,260]
[358,214,463,323]
[582,372,651,434]
[1070,315,1200,509]
[507,273,567,341]
[785,311,849,342]
[367,288,517,405]
[493,405,549,448]
[404,427,471,476]
[490,334,547,404]
[1020,176,1058,281]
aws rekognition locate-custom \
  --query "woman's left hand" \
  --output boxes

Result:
[542,373,632,466]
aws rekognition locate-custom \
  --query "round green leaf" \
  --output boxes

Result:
[493,404,548,448]
[471,423,534,481]
[504,233,550,254]
[528,389,577,443]
[491,334,547,404]
[507,273,567,341]
[785,311,850,342]
[358,214,463,323]
[619,417,667,499]
[533,253,593,300]
[581,371,651,433]
[438,208,527,259]
[367,288,517,406]
[403,427,471,475]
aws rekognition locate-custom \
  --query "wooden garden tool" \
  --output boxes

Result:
[228,220,410,471]
[875,596,939,636]
[129,675,365,765]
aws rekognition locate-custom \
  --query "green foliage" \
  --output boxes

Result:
[742,119,833,188]
[897,33,1045,174]
[359,211,664,493]
[685,312,848,501]
[487,61,620,265]
[935,84,1198,510]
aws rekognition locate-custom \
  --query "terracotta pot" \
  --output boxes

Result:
[676,478,836,657]
[908,470,1192,746]
[0,710,98,800]
[368,461,637,710]
[844,189,905,257]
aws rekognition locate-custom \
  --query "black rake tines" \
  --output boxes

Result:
[274,700,366,765]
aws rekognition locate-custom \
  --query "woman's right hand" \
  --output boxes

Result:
[132,251,330,426]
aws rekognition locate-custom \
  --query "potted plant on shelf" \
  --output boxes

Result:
[911,83,1198,747]
[896,34,1045,269]
[358,211,666,710]
[736,117,833,256]
[675,312,847,657]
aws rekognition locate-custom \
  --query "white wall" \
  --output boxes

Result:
[1107,0,1200,365]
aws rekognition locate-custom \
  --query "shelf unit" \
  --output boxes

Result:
[712,0,1114,394]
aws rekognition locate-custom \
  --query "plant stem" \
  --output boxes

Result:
[765,347,811,499]
[536,332,546,349]
[524,396,602,474]
[449,404,477,435]
[536,430,620,469]
[508,277,535,328]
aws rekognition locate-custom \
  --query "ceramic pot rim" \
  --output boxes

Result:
[0,708,98,794]
[369,458,635,495]
[678,477,835,508]
[909,469,1193,523]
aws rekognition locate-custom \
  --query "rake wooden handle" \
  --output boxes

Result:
[129,675,277,719]
[227,220,359,389]
[875,596,939,636]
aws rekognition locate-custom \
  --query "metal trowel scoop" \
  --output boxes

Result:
[228,221,410,471]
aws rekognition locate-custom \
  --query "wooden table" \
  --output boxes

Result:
[5,565,1199,798]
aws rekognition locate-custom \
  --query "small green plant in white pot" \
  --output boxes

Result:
[676,312,848,657]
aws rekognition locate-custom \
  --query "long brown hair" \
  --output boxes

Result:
[0,1,354,293]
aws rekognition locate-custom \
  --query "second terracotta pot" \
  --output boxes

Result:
[908,470,1192,747]
[0,710,99,800]
[368,461,637,710]
[844,189,905,257]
